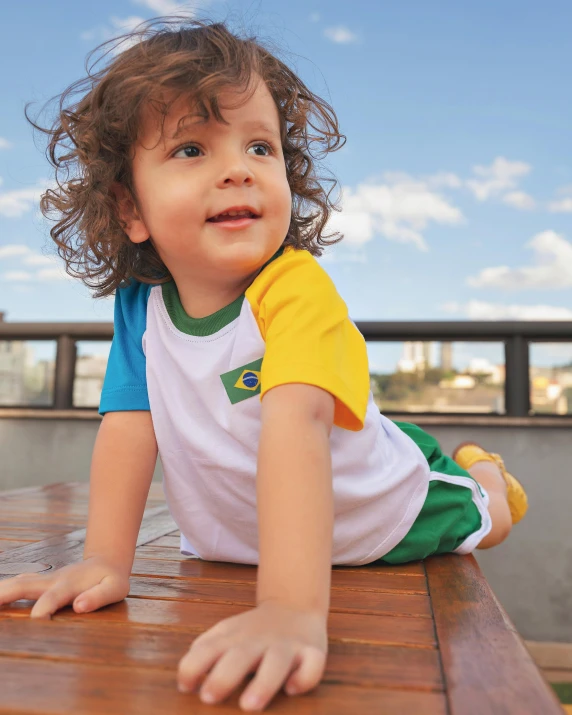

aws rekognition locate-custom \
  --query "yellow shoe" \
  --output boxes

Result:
[452,442,528,524]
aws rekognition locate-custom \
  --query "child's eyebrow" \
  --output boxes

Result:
[170,119,280,141]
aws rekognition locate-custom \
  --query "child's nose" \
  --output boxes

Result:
[218,156,255,186]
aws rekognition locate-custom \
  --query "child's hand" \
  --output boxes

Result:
[177,600,328,712]
[0,555,131,619]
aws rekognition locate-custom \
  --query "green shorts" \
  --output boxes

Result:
[379,421,492,565]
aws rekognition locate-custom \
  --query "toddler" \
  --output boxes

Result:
[0,17,528,712]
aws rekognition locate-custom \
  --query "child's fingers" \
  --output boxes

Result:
[30,581,78,619]
[283,646,326,696]
[73,576,127,613]
[0,575,49,606]
[198,644,264,704]
[238,644,298,712]
[177,638,228,693]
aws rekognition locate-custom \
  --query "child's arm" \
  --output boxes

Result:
[83,410,158,568]
[178,383,335,711]
[256,382,334,615]
[0,410,158,618]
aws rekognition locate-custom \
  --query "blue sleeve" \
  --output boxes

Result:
[98,280,152,415]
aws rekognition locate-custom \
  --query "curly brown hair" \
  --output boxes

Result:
[26,16,346,298]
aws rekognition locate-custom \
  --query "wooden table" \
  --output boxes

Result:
[0,483,563,714]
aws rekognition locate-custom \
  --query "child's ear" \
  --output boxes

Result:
[111,182,149,244]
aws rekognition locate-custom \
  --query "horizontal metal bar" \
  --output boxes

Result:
[0,323,113,340]
[356,321,572,341]
[1,320,571,341]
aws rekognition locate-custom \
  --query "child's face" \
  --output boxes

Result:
[122,77,292,284]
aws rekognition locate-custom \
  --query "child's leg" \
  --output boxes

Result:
[465,460,512,549]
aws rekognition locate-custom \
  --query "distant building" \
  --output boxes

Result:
[439,374,476,390]
[440,342,453,372]
[0,341,28,404]
[74,355,109,407]
[398,341,432,373]
[467,358,504,385]
[0,341,54,406]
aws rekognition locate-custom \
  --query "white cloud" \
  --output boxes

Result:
[328,173,463,251]
[549,197,572,212]
[466,157,531,201]
[0,244,69,283]
[324,26,358,44]
[2,271,33,282]
[0,184,45,218]
[1,266,71,284]
[548,185,572,213]
[80,16,146,45]
[110,15,147,33]
[37,267,73,282]
[0,137,11,150]
[467,230,572,290]
[319,250,366,263]
[22,254,55,266]
[502,191,536,210]
[0,245,32,259]
[81,0,199,52]
[426,172,463,189]
[442,300,572,321]
[131,0,194,12]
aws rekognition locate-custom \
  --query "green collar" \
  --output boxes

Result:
[161,246,285,336]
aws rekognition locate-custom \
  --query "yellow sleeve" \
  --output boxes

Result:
[245,247,369,431]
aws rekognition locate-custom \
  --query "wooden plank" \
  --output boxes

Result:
[146,535,182,547]
[129,558,428,594]
[2,598,437,647]
[0,527,72,541]
[526,641,572,670]
[426,554,563,715]
[0,504,88,516]
[0,539,32,551]
[125,576,432,617]
[0,619,443,691]
[0,657,448,714]
[0,506,176,576]
[0,520,83,531]
[542,669,572,683]
[138,538,426,578]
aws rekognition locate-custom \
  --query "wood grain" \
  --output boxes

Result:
[426,554,564,715]
[126,576,432,617]
[0,506,176,576]
[0,618,443,691]
[0,657,448,714]
[0,482,559,714]
[130,557,428,594]
[1,598,438,648]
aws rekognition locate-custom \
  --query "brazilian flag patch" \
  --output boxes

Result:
[220,358,263,404]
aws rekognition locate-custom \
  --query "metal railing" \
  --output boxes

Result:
[0,320,571,417]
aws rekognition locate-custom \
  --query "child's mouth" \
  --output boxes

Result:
[207,210,260,223]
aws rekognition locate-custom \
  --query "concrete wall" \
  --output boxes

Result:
[0,417,164,489]
[1,416,570,642]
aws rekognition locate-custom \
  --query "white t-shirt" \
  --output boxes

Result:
[99,246,429,565]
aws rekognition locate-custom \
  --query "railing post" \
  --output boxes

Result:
[504,335,530,417]
[53,335,77,409]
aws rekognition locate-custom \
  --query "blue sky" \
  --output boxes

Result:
[1,0,571,345]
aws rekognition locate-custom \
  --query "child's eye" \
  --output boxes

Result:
[172,141,274,159]
[173,144,202,159]
[247,142,273,157]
